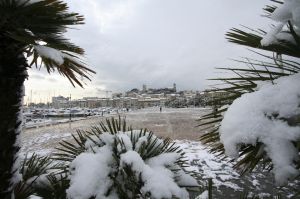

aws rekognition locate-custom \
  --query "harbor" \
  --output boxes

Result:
[22,107,126,129]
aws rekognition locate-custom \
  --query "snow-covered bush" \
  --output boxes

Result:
[52,117,199,199]
[219,0,300,186]
[220,73,300,185]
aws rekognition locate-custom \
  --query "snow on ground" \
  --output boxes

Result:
[21,108,209,155]
[178,140,299,198]
[177,140,242,191]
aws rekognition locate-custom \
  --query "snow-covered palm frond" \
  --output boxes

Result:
[226,25,300,59]
[13,154,55,199]
[52,117,200,199]
[16,154,69,199]
[33,173,69,199]
[226,1,300,59]
[198,0,300,189]
[53,117,130,162]
[199,53,300,172]
[0,0,95,87]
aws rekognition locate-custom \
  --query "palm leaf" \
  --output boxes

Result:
[1,0,95,87]
[13,154,55,199]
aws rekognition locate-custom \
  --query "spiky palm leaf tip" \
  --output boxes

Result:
[15,153,69,199]
[12,153,62,199]
[50,117,200,199]
[0,0,95,87]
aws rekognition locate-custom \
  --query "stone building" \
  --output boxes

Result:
[52,96,69,108]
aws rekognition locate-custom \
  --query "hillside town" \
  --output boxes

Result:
[26,84,226,109]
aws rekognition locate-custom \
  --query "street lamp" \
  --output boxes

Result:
[69,94,72,122]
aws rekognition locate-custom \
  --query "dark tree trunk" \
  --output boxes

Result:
[0,35,28,198]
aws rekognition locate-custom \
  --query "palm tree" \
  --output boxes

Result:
[0,0,94,197]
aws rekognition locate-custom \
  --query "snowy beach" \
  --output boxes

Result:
[21,108,209,154]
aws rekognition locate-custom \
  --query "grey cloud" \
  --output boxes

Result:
[36,0,272,94]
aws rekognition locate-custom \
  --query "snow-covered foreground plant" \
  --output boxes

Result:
[220,73,300,185]
[50,117,199,199]
[198,0,300,192]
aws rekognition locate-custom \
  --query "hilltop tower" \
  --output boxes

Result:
[173,83,176,92]
[142,84,147,92]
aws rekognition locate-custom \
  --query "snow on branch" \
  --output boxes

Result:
[34,45,86,67]
[34,45,65,65]
[220,73,300,185]
[261,0,300,46]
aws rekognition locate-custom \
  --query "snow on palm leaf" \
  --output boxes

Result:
[220,73,300,185]
[198,0,300,193]
[3,0,95,87]
[219,0,300,186]
[53,117,199,199]
[261,0,300,46]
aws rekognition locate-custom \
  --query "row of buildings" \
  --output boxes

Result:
[52,96,165,109]
[50,84,225,109]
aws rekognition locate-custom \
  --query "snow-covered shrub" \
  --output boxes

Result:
[219,0,300,186]
[220,73,300,185]
[198,0,300,191]
[53,117,199,199]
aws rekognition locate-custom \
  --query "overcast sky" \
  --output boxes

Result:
[25,0,271,103]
